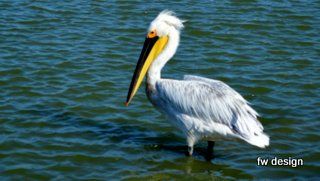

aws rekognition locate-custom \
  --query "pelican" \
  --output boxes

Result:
[126,10,269,158]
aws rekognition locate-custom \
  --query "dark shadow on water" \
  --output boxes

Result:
[140,134,223,162]
[146,143,223,161]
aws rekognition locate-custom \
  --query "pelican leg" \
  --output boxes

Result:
[186,136,196,156]
[206,141,215,160]
[186,146,193,156]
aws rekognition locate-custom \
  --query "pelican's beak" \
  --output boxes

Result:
[126,32,168,106]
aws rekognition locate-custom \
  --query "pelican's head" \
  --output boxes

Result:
[126,10,184,106]
[148,10,184,37]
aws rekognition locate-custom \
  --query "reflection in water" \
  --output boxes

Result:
[0,0,319,179]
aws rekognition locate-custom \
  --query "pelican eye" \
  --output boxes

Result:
[148,30,157,38]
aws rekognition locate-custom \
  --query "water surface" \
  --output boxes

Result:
[0,0,319,180]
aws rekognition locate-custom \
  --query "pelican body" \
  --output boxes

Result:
[126,11,269,158]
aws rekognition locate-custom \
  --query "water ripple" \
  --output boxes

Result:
[0,0,319,180]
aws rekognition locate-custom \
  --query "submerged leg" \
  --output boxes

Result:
[186,146,193,156]
[206,141,215,160]
[185,136,196,156]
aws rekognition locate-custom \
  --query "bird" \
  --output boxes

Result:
[125,10,269,159]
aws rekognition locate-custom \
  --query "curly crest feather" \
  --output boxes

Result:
[151,10,185,31]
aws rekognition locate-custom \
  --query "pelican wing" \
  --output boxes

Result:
[156,75,264,140]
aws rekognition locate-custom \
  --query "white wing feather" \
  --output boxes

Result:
[155,75,269,148]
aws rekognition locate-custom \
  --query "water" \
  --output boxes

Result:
[0,0,319,180]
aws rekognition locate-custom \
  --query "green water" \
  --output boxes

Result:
[1,1,319,180]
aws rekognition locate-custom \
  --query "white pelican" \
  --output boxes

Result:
[126,10,269,158]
